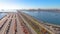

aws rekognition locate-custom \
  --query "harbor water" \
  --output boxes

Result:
[23,11,60,25]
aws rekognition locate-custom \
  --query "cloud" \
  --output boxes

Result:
[0,3,20,9]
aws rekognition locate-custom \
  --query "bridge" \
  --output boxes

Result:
[0,11,60,34]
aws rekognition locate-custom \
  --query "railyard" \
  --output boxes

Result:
[0,11,60,34]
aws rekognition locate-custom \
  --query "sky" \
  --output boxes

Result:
[0,0,60,9]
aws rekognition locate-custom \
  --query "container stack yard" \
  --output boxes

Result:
[0,11,60,34]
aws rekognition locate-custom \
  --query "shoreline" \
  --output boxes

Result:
[29,14,60,27]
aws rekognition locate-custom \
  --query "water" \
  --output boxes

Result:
[23,11,60,25]
[0,13,7,19]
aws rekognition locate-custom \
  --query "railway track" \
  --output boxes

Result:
[18,11,60,34]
